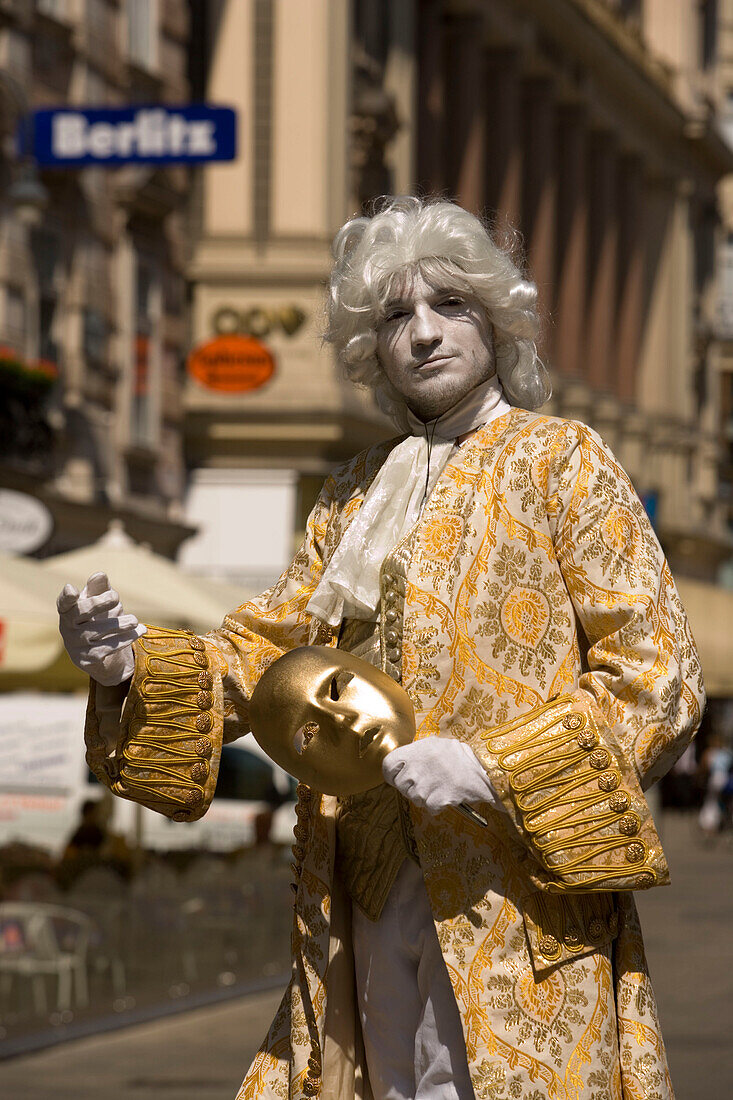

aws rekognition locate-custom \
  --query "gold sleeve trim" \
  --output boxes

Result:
[474,693,668,892]
[522,889,620,977]
[84,625,224,822]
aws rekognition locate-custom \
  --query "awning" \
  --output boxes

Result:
[676,579,733,697]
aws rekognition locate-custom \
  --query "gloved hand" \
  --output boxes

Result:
[382,737,504,816]
[57,572,146,686]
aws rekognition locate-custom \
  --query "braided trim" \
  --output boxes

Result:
[106,626,223,822]
[476,694,666,892]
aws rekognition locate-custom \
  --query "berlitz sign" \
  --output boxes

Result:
[25,104,237,167]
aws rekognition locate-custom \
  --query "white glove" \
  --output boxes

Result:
[57,572,146,686]
[382,737,504,816]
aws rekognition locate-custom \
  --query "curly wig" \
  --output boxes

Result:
[325,196,551,425]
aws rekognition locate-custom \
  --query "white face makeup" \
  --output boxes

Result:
[375,271,496,421]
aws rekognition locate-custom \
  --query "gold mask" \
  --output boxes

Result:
[248,646,416,795]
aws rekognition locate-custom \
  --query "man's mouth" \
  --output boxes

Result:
[416,355,452,370]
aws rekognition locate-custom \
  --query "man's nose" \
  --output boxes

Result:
[411,304,441,348]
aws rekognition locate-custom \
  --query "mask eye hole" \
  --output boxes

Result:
[330,672,354,701]
[294,722,319,755]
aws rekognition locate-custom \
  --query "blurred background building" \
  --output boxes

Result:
[0,0,732,661]
[182,0,733,603]
[1,0,732,593]
[0,0,192,556]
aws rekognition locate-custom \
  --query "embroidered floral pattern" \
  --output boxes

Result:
[87,410,700,1100]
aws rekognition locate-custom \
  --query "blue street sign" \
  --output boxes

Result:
[24,104,237,167]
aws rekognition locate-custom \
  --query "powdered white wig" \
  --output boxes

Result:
[326,196,551,425]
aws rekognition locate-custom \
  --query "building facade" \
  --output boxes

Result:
[0,0,193,557]
[184,0,733,609]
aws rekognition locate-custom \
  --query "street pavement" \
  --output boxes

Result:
[2,811,730,1100]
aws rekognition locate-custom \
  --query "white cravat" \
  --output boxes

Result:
[306,375,511,627]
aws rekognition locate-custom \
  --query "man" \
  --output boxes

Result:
[58,197,703,1100]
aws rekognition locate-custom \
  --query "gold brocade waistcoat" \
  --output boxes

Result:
[335,536,419,922]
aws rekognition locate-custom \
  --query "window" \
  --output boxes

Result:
[127,0,158,70]
[32,227,61,368]
[699,0,717,69]
[83,308,109,371]
[37,0,69,20]
[4,288,26,355]
[86,0,116,51]
[130,254,160,449]
[719,234,733,338]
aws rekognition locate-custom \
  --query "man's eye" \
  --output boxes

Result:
[384,309,408,322]
[440,296,464,308]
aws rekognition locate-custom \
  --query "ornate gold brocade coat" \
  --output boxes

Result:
[85,409,704,1100]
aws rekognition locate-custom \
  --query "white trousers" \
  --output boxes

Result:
[351,860,476,1100]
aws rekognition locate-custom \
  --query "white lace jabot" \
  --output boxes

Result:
[306,376,511,627]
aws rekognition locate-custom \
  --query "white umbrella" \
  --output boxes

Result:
[43,521,246,634]
[0,553,66,673]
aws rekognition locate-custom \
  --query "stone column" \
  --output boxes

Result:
[615,155,644,402]
[585,131,618,391]
[521,78,556,350]
[483,48,522,228]
[554,103,588,379]
[385,0,417,194]
[417,0,445,195]
[444,15,485,214]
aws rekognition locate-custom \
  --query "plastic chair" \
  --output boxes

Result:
[0,902,93,1016]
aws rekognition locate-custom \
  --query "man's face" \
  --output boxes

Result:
[375,270,495,421]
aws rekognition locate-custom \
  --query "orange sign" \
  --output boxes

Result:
[187,335,275,393]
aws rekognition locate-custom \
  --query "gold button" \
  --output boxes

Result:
[189,637,205,651]
[618,812,640,836]
[387,646,401,662]
[186,788,203,806]
[539,934,560,959]
[597,771,620,792]
[198,671,213,689]
[196,713,213,733]
[385,608,398,624]
[291,844,305,862]
[563,926,582,948]
[636,871,655,888]
[625,841,646,864]
[589,747,611,770]
[293,823,309,842]
[385,630,399,646]
[197,690,213,710]
[563,712,584,731]
[577,729,598,750]
[588,918,605,941]
[195,736,213,757]
[193,652,208,667]
[191,762,208,783]
[173,811,190,822]
[608,791,630,813]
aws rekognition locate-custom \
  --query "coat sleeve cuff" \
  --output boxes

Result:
[84,626,224,822]
[471,692,668,892]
